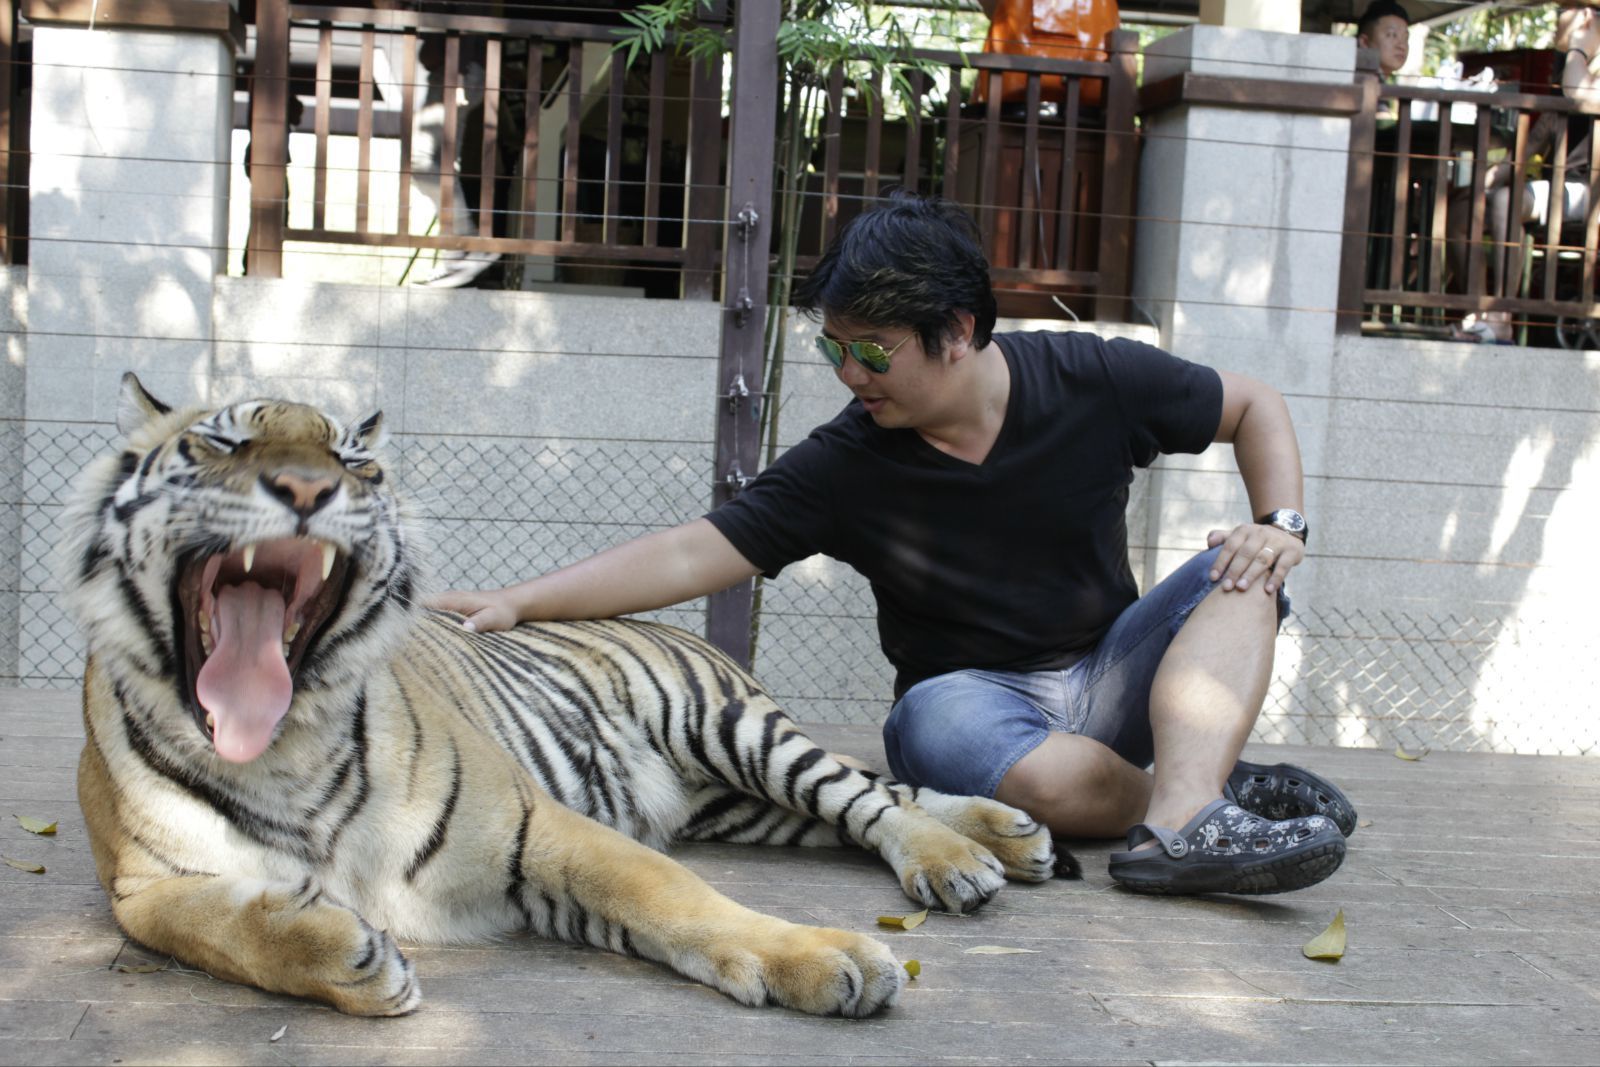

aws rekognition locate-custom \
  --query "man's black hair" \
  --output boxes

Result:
[792,189,998,357]
[1356,0,1411,37]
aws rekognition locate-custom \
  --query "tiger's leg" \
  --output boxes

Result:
[512,798,904,1016]
[108,873,420,1016]
[669,704,1055,911]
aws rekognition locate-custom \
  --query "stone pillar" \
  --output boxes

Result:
[1131,26,1356,603]
[1199,0,1301,33]
[16,1,237,682]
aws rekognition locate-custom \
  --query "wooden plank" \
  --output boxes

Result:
[643,52,666,246]
[1018,73,1040,269]
[439,33,461,238]
[902,69,923,193]
[1466,108,1491,298]
[284,227,691,263]
[397,29,416,238]
[354,29,374,233]
[518,39,543,241]
[603,52,625,244]
[0,0,12,264]
[1092,31,1138,321]
[1386,105,1412,292]
[247,0,290,277]
[1338,69,1378,333]
[1055,77,1080,270]
[980,71,1001,255]
[477,37,501,239]
[1428,115,1452,295]
[561,41,582,244]
[311,24,332,232]
[862,68,882,201]
[1543,118,1569,303]
[1139,71,1362,117]
[821,65,843,245]
[942,65,960,200]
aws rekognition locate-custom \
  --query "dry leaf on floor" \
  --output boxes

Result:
[1393,745,1429,761]
[270,1025,288,1042]
[903,960,921,979]
[13,815,56,835]
[114,962,167,974]
[2,856,44,874]
[1303,909,1347,961]
[964,945,1038,955]
[1358,819,1374,828]
[877,908,928,930]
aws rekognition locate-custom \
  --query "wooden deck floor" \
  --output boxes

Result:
[0,687,1596,1066]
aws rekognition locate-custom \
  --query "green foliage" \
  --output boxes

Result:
[1420,4,1560,77]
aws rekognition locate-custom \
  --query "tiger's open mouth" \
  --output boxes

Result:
[175,538,350,762]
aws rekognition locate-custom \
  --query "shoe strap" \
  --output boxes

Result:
[1123,798,1236,857]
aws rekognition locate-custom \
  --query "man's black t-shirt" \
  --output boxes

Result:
[705,331,1224,698]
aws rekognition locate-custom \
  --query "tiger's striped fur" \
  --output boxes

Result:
[61,375,1061,1017]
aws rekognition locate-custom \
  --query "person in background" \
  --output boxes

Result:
[1357,0,1412,80]
[432,191,1359,899]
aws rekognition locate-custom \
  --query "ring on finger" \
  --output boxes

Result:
[1260,546,1277,558]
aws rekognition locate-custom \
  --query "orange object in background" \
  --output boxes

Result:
[978,0,1121,107]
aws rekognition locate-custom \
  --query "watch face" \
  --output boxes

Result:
[1276,510,1306,533]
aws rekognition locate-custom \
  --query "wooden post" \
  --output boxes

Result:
[705,0,779,668]
[248,0,290,277]
[0,0,13,264]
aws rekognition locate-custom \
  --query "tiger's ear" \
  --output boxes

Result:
[116,373,172,437]
[353,410,387,450]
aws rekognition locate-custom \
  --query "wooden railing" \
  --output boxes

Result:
[246,4,1138,318]
[1347,64,1600,344]
[0,0,22,266]
[247,0,727,293]
[794,31,1139,321]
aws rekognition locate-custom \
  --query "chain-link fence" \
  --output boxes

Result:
[6,428,1593,756]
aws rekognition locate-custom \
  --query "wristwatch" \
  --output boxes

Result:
[1257,508,1309,546]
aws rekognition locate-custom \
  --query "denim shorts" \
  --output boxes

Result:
[881,547,1290,799]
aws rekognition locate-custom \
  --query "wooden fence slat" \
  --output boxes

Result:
[604,51,625,244]
[644,51,666,245]
[312,24,333,231]
[682,49,723,299]
[439,33,461,237]
[248,0,290,275]
[1386,105,1411,293]
[1018,73,1041,270]
[397,29,416,238]
[863,68,883,201]
[355,30,374,232]
[1543,120,1568,304]
[981,71,1002,256]
[943,65,961,199]
[478,37,502,239]
[1502,111,1531,303]
[1428,113,1452,295]
[519,40,542,240]
[562,42,582,243]
[1055,77,1079,270]
[1466,108,1490,298]
[1092,31,1137,321]
[1583,118,1600,305]
[903,69,924,193]
[822,65,844,244]
[1336,66,1378,333]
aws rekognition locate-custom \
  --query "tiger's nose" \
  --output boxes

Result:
[263,471,338,517]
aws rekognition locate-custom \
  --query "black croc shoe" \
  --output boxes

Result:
[1108,800,1346,896]
[1226,760,1358,837]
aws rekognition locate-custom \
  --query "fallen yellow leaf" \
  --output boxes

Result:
[1303,909,1347,961]
[269,1025,288,1042]
[1358,819,1374,829]
[14,815,56,835]
[877,908,928,931]
[903,959,920,979]
[1394,745,1429,761]
[964,945,1039,955]
[2,856,44,874]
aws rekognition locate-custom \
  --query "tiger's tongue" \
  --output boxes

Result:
[195,582,292,763]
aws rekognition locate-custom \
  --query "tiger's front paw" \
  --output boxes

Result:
[708,924,904,1017]
[883,822,1008,913]
[910,793,1063,883]
[282,897,421,1016]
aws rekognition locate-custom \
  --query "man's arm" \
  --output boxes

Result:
[430,518,763,631]
[1205,370,1306,596]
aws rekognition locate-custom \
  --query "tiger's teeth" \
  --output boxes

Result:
[197,612,211,634]
[320,542,336,580]
[284,620,301,643]
[200,628,214,656]
[205,712,215,732]
[242,543,256,573]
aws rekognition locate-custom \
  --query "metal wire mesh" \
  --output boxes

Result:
[5,428,1591,756]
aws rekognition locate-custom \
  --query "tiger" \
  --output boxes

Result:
[59,373,1070,1018]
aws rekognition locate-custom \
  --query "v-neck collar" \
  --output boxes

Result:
[906,337,1019,471]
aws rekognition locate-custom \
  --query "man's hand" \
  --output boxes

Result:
[427,589,519,632]
[1205,524,1305,595]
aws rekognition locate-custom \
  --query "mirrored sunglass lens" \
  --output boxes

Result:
[847,341,892,372]
[815,335,845,368]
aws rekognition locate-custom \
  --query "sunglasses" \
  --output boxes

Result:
[814,331,916,374]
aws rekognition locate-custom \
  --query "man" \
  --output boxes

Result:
[433,193,1356,896]
[1356,0,1411,79]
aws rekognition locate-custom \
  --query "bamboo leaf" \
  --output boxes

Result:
[877,908,928,930]
[14,814,57,835]
[1394,744,1430,761]
[1303,909,1347,961]
[270,1025,288,1042]
[964,945,1038,955]
[2,855,44,874]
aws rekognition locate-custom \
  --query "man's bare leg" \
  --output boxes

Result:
[993,583,1277,839]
